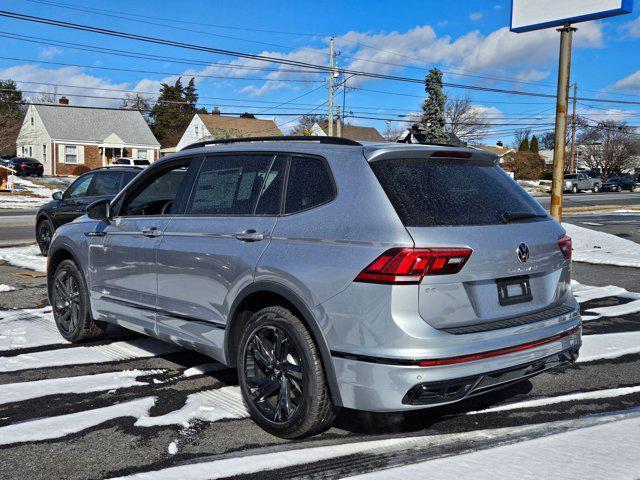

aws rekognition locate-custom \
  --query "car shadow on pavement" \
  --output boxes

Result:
[334,380,534,435]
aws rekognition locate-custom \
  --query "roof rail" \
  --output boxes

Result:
[182,135,362,150]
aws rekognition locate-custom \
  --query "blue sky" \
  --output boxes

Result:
[1,0,640,145]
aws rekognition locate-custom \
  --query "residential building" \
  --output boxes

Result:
[396,124,466,146]
[15,99,160,175]
[311,121,385,142]
[175,111,282,151]
[474,145,516,165]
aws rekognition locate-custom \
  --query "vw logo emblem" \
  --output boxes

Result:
[517,243,530,263]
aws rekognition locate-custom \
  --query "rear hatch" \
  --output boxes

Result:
[367,150,570,331]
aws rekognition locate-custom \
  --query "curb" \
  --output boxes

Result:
[0,241,37,249]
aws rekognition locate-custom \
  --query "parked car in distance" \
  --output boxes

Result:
[7,157,44,177]
[35,166,141,255]
[47,136,581,439]
[601,176,637,192]
[563,173,601,193]
[110,157,151,167]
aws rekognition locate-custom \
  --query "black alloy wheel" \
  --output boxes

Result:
[36,219,53,256]
[244,324,304,423]
[52,266,82,336]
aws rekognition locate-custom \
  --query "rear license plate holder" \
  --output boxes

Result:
[497,276,532,306]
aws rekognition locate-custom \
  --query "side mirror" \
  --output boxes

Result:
[52,191,63,201]
[87,198,112,222]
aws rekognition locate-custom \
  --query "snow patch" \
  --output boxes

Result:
[0,396,155,445]
[468,385,640,414]
[346,414,640,479]
[0,369,162,405]
[0,244,46,272]
[0,307,64,351]
[0,338,182,372]
[0,284,16,292]
[135,387,248,428]
[564,223,640,268]
[579,331,640,362]
[0,177,56,210]
[182,362,227,377]
[167,441,178,455]
[571,281,638,303]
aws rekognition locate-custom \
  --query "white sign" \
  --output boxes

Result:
[511,0,633,32]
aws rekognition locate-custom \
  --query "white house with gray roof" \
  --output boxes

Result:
[16,99,160,175]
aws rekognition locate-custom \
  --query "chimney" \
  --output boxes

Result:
[59,96,69,105]
[211,107,220,115]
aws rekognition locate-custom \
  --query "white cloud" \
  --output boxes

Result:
[38,47,62,59]
[0,64,130,107]
[469,12,483,22]
[620,16,640,38]
[513,68,551,82]
[611,70,640,93]
[494,4,503,10]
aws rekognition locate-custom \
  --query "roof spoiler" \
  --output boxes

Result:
[364,145,500,166]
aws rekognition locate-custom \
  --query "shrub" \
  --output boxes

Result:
[502,151,543,180]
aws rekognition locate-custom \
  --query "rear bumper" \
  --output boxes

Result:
[331,322,581,411]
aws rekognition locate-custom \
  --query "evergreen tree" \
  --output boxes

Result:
[519,137,530,152]
[149,77,202,148]
[0,80,24,157]
[420,68,448,144]
[530,135,540,153]
[0,80,23,116]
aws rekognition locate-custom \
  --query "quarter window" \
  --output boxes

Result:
[186,154,285,216]
[284,156,335,214]
[64,146,78,164]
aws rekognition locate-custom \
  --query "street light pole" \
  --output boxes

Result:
[569,82,578,174]
[549,25,576,223]
[328,37,335,136]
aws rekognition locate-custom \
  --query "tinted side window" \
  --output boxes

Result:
[65,174,94,199]
[186,154,285,215]
[86,172,121,196]
[285,156,335,214]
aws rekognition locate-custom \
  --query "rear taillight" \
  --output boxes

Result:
[558,235,572,260]
[355,248,472,285]
[19,163,26,168]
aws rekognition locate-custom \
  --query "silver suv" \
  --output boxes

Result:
[47,137,582,438]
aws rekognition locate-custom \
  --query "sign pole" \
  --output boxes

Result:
[549,25,576,223]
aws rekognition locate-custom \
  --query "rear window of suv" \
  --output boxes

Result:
[370,158,547,227]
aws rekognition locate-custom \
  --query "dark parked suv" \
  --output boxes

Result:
[35,166,140,255]
[7,157,44,176]
[47,137,581,439]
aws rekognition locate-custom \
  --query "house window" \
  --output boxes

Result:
[64,145,78,163]
[136,149,148,160]
[195,125,199,137]
[42,145,47,163]
[30,117,34,128]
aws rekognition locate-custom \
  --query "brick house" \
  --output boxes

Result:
[16,99,160,175]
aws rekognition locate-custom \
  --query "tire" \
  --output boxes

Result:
[617,186,622,192]
[630,185,635,192]
[237,306,335,439]
[36,218,54,256]
[51,259,107,342]
[571,185,578,194]
[592,185,600,193]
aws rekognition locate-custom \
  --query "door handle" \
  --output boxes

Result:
[235,229,264,242]
[142,226,160,238]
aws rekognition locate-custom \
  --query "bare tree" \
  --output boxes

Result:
[540,131,555,150]
[578,120,640,177]
[383,121,403,141]
[512,128,532,149]
[290,114,325,136]
[445,96,491,143]
[0,114,22,157]
[33,86,59,104]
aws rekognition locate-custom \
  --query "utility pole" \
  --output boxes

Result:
[569,82,578,174]
[549,26,576,223]
[328,37,334,136]
[336,105,342,137]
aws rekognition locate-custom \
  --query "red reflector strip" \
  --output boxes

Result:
[418,326,581,367]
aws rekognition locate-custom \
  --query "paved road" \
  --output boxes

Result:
[536,191,640,209]
[0,256,639,478]
[0,209,37,246]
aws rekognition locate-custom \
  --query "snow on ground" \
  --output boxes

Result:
[135,387,248,427]
[578,331,640,362]
[564,222,640,268]
[0,338,182,373]
[0,307,62,350]
[571,281,639,303]
[0,244,46,272]
[347,414,640,480]
[0,284,15,292]
[0,369,162,405]
[467,385,640,415]
[182,362,228,377]
[0,176,55,209]
[0,397,156,445]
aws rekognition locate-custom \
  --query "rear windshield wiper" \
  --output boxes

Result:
[500,211,548,224]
